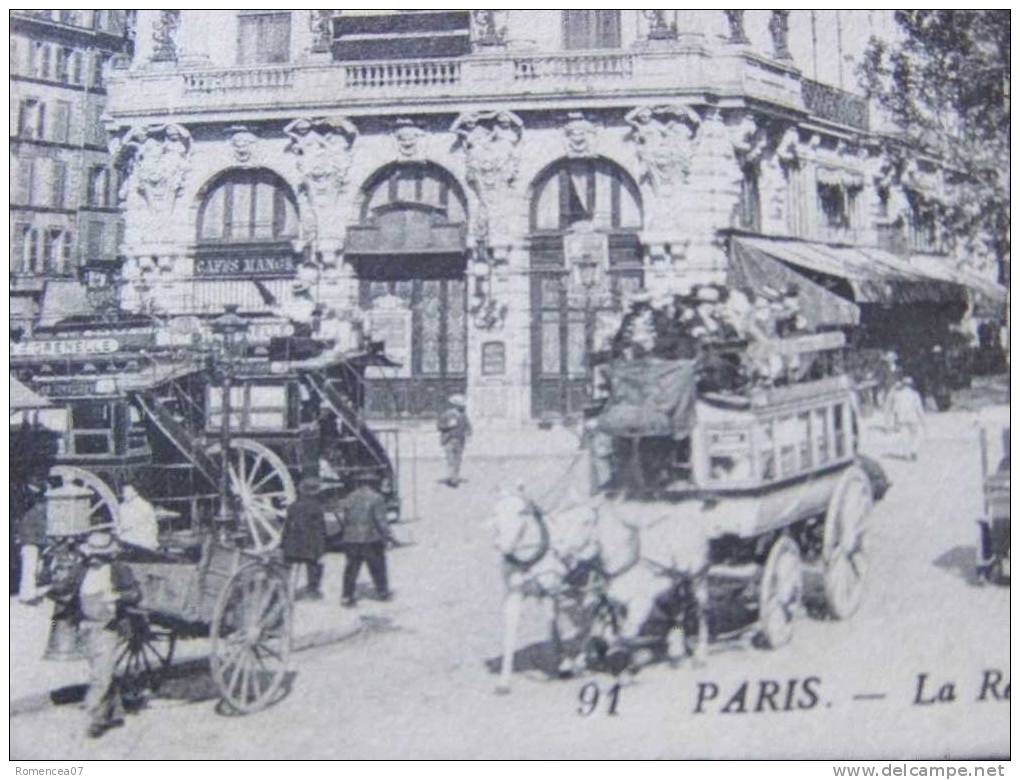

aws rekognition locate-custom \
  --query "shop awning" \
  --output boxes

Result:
[910,253,1008,318]
[735,236,967,306]
[38,279,95,326]
[729,239,861,328]
[10,375,51,411]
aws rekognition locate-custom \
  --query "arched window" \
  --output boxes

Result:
[530,157,642,233]
[197,169,298,243]
[359,162,467,225]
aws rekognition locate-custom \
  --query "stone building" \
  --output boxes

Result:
[9,10,133,332]
[103,10,992,425]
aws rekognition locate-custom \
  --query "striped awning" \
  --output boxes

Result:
[735,236,966,306]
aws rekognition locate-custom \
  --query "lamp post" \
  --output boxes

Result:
[210,304,250,534]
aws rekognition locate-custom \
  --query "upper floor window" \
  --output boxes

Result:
[17,99,46,140]
[817,182,850,231]
[89,166,111,207]
[563,10,621,50]
[738,163,761,232]
[238,12,291,65]
[197,169,299,243]
[32,42,51,79]
[530,158,642,233]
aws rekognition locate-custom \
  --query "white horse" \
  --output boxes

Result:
[493,471,712,692]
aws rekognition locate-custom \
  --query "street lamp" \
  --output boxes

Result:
[210,304,250,534]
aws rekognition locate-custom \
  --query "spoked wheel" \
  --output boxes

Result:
[48,466,120,528]
[758,535,803,649]
[114,612,177,700]
[206,439,296,553]
[210,563,293,714]
[823,467,873,620]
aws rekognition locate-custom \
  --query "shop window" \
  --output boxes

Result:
[197,169,299,243]
[563,10,620,50]
[238,12,291,65]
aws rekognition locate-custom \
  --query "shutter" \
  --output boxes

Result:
[237,16,258,65]
[72,51,82,84]
[36,102,46,141]
[62,230,74,272]
[52,161,66,208]
[563,11,591,50]
[87,220,104,259]
[10,97,19,136]
[12,223,27,273]
[27,229,39,272]
[55,101,70,143]
[17,158,34,204]
[596,11,621,48]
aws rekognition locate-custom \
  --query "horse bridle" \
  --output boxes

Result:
[502,499,551,571]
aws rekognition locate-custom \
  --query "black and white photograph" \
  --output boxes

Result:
[8,8,1010,763]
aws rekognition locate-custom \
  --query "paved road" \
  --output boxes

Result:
[10,404,1010,759]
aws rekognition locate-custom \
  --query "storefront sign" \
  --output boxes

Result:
[36,380,97,397]
[11,338,120,358]
[194,255,296,278]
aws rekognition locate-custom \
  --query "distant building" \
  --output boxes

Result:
[9,10,133,333]
[102,11,1002,424]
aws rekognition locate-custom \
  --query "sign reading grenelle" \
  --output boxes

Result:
[11,338,120,357]
[194,255,296,278]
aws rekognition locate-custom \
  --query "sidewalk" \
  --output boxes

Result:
[10,555,369,717]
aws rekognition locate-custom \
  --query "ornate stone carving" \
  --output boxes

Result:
[563,112,599,158]
[643,10,676,40]
[392,118,427,161]
[724,10,749,44]
[113,124,191,211]
[309,10,333,53]
[151,10,180,63]
[451,110,523,241]
[625,104,701,195]
[472,10,507,47]
[284,116,358,205]
[227,125,258,166]
[768,10,792,61]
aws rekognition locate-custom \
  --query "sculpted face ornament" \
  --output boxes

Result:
[563,112,599,158]
[228,126,258,165]
[625,104,701,194]
[393,119,427,161]
[284,116,358,204]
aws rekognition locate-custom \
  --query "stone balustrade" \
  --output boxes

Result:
[344,58,462,89]
[513,50,634,82]
[182,65,296,93]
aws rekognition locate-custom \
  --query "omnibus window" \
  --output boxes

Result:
[208,386,245,430]
[814,408,830,464]
[247,384,288,429]
[74,433,111,454]
[798,412,812,470]
[759,422,775,481]
[833,403,846,458]
[72,401,111,429]
[707,428,753,482]
[776,415,798,477]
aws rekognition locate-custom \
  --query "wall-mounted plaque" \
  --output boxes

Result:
[481,341,506,376]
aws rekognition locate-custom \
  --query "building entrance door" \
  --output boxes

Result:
[357,256,467,418]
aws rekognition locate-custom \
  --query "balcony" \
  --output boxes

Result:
[106,46,805,121]
[801,79,869,131]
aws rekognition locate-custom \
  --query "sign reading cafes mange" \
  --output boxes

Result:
[11,338,120,357]
[194,255,295,278]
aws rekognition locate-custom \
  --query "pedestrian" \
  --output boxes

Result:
[437,394,472,487]
[282,477,327,601]
[117,484,160,551]
[15,478,49,602]
[890,377,926,461]
[77,528,141,739]
[337,473,395,607]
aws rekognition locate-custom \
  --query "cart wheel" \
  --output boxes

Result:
[207,439,296,554]
[114,612,176,700]
[49,466,120,528]
[759,535,802,649]
[210,563,293,714]
[823,467,872,620]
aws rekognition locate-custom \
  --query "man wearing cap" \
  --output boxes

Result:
[437,395,472,487]
[282,478,327,601]
[77,529,140,738]
[337,473,395,607]
[889,377,926,461]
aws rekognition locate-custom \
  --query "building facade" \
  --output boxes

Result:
[103,10,985,425]
[9,10,133,331]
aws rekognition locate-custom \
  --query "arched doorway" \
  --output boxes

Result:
[346,162,469,417]
[529,157,643,418]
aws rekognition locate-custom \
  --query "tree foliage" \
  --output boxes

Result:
[860,10,1009,282]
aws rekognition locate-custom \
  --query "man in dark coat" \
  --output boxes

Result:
[337,473,395,607]
[437,394,472,487]
[282,478,326,601]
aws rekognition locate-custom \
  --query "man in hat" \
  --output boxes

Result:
[337,473,395,607]
[282,478,327,601]
[889,376,926,461]
[437,394,472,487]
[77,528,140,738]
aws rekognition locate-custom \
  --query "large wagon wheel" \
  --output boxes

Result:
[822,467,873,620]
[114,611,177,701]
[210,563,293,714]
[206,439,296,553]
[758,535,802,649]
[49,465,120,528]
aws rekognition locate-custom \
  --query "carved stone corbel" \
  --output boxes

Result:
[563,112,599,158]
[283,116,358,207]
[625,104,701,196]
[112,123,192,213]
[392,118,427,161]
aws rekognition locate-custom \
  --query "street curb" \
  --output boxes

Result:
[9,618,363,718]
